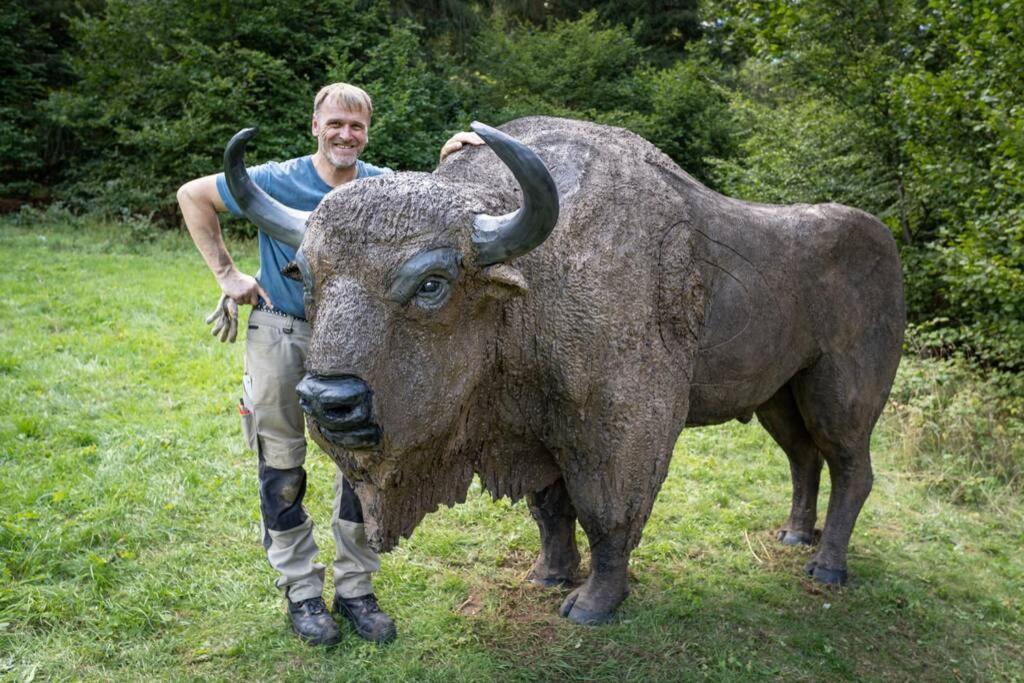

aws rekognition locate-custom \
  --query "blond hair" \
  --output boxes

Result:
[313,83,373,119]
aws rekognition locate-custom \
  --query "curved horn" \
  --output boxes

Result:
[470,122,559,265]
[223,127,310,249]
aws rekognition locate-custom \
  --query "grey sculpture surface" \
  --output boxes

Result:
[225,116,905,625]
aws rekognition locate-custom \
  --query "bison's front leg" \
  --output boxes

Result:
[527,478,580,587]
[557,523,633,625]
[557,416,679,625]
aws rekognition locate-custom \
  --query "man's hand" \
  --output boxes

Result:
[205,294,239,343]
[217,269,271,308]
[439,131,484,162]
[204,270,272,344]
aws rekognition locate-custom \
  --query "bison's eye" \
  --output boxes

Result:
[414,276,451,310]
[387,247,461,310]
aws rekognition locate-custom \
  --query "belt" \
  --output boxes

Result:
[254,301,307,323]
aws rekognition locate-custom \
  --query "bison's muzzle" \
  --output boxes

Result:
[296,375,380,450]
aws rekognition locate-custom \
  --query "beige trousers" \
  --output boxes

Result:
[241,309,379,602]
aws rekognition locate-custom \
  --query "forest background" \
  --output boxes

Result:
[3,0,1022,373]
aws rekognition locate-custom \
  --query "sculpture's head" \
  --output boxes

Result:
[224,123,559,550]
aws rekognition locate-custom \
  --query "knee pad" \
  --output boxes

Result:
[336,476,364,524]
[258,458,309,533]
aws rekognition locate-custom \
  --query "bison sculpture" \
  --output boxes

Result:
[224,116,905,625]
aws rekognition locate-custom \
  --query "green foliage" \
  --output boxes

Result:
[627,55,736,180]
[702,0,1024,370]
[893,1,1024,370]
[47,0,462,220]
[885,357,1024,503]
[0,3,48,195]
[702,0,920,236]
[2,0,1021,371]
[905,207,1024,371]
[0,1,90,197]
[470,12,647,118]
[707,62,892,215]
[467,12,735,184]
[478,0,702,62]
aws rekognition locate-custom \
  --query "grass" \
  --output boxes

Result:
[1,218,1022,681]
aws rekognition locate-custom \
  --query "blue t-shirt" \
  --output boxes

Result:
[216,156,390,318]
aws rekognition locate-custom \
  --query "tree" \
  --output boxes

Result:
[0,0,99,200]
[47,0,462,220]
[702,0,1024,369]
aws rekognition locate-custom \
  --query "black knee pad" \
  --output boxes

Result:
[258,457,309,535]
[336,477,364,524]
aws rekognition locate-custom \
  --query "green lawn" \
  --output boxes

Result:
[1,220,1021,681]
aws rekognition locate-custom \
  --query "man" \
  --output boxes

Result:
[177,82,480,646]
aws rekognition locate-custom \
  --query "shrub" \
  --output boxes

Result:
[883,357,1024,504]
[46,0,460,223]
[466,12,735,185]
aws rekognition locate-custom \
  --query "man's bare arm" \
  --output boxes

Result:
[177,174,272,343]
[177,174,271,307]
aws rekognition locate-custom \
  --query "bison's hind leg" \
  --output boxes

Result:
[756,385,823,547]
[791,355,886,586]
[526,478,580,588]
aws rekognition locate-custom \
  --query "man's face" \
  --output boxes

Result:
[312,102,370,170]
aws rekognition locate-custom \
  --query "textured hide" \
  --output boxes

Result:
[297,116,904,618]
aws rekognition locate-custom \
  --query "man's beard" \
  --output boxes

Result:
[320,135,358,169]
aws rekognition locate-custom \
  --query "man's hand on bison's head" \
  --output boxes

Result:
[438,131,484,162]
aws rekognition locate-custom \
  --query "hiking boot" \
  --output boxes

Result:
[287,596,341,646]
[333,593,397,643]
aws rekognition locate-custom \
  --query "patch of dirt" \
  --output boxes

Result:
[495,581,567,629]
[461,575,570,657]
[456,591,483,616]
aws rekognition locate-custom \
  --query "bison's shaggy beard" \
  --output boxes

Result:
[312,414,479,552]
[353,463,474,552]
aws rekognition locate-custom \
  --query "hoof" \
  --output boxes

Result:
[777,530,814,546]
[529,575,574,589]
[566,605,614,626]
[558,591,613,625]
[558,590,579,618]
[804,561,848,586]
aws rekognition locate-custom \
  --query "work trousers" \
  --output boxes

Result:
[240,309,379,603]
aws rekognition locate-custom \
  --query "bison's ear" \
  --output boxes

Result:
[281,261,302,281]
[479,264,528,298]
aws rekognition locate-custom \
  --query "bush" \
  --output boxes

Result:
[0,1,84,198]
[892,3,1024,370]
[46,0,461,223]
[883,357,1024,504]
[468,12,647,122]
[466,12,735,185]
[707,61,892,215]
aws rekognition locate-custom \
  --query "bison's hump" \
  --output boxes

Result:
[437,116,696,214]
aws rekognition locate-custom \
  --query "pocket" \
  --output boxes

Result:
[240,374,257,452]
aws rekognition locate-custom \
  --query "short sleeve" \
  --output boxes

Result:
[215,163,276,217]
[359,161,393,178]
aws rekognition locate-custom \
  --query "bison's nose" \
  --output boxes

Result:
[295,374,381,450]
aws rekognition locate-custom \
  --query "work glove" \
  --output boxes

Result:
[205,294,239,343]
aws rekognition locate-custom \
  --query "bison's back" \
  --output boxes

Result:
[439,116,707,430]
